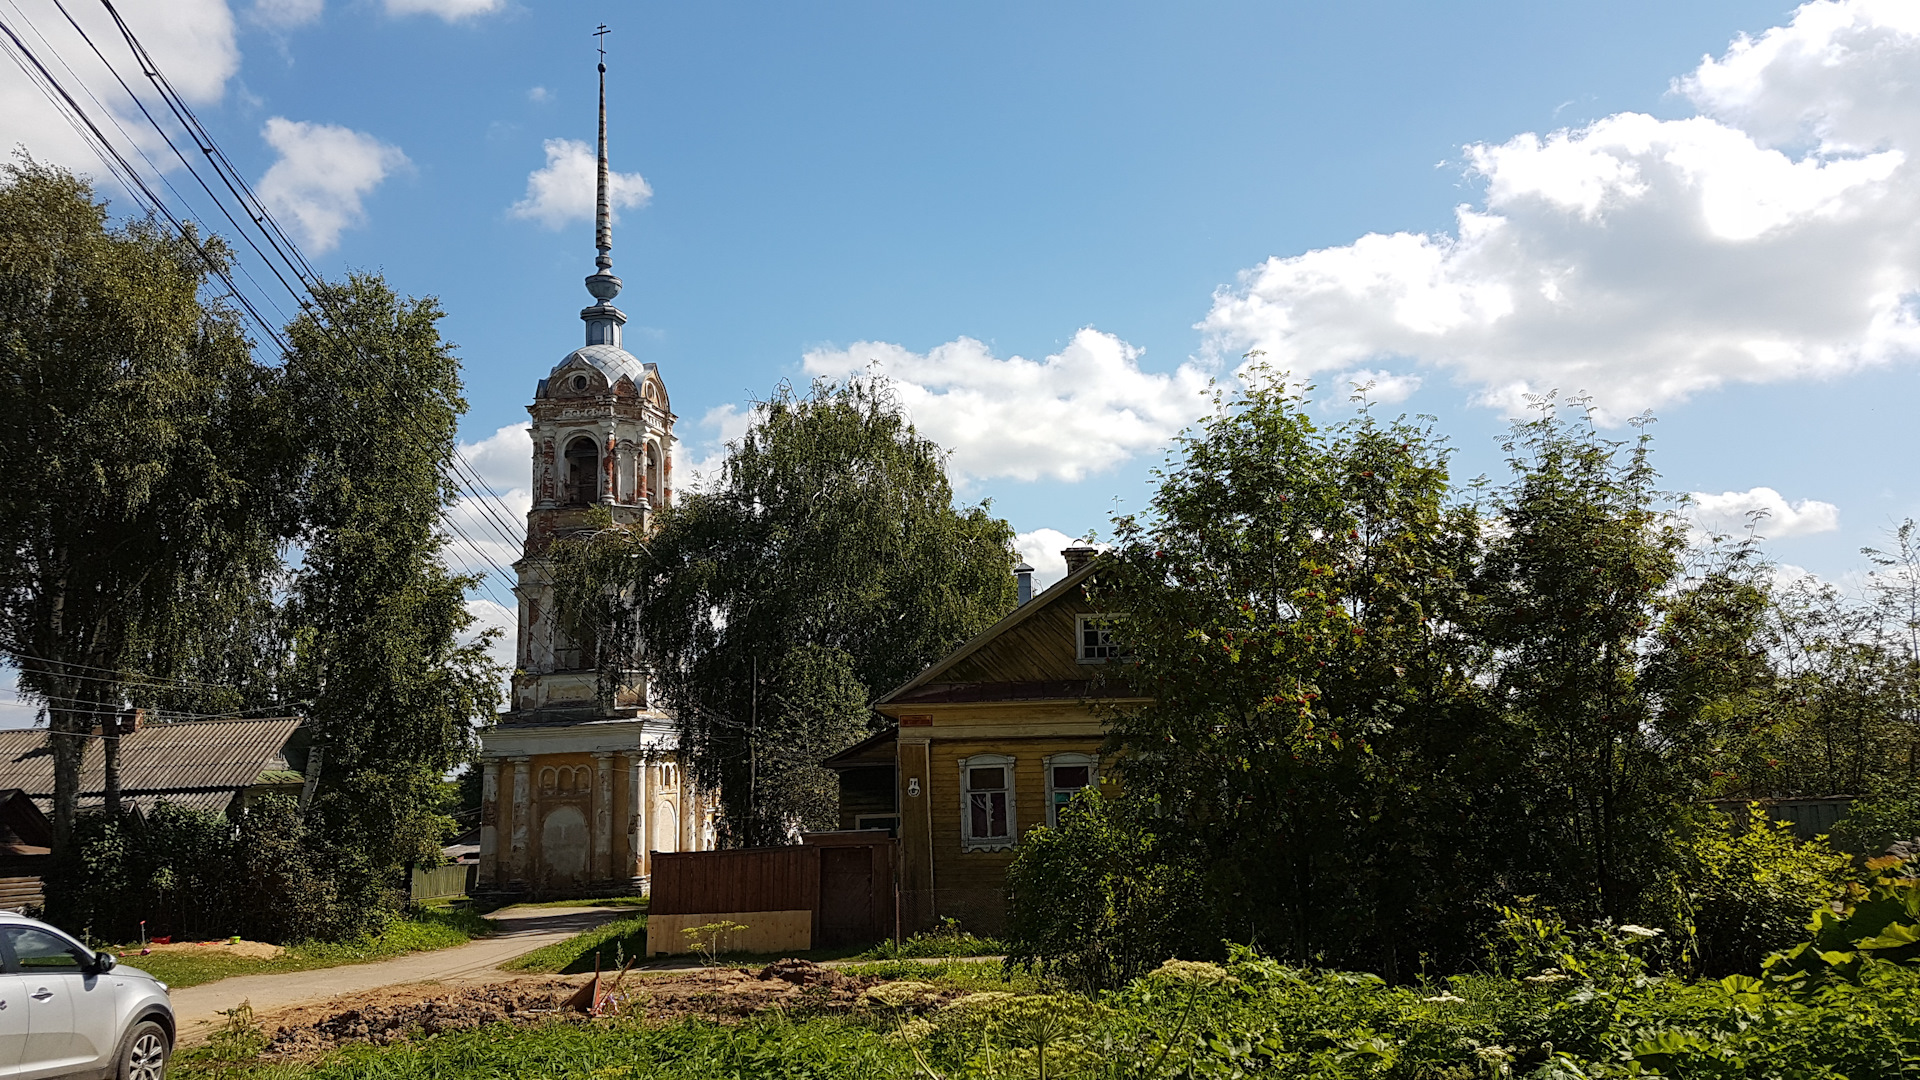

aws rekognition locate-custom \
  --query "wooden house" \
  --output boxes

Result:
[0,791,50,910]
[825,544,1145,934]
[0,717,308,816]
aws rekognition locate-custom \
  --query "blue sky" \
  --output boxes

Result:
[6,0,1920,703]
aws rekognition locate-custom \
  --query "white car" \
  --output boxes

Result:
[0,912,172,1079]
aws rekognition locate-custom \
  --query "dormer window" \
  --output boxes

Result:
[564,436,599,505]
[1076,614,1123,663]
[570,374,589,392]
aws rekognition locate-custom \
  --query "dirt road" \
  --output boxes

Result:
[165,905,625,1042]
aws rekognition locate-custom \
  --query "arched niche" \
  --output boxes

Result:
[541,805,589,882]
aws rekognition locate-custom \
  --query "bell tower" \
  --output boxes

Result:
[477,31,711,899]
[510,41,675,718]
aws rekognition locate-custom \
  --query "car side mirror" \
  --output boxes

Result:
[90,952,115,974]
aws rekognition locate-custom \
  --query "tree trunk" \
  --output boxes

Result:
[103,708,126,818]
[48,700,85,851]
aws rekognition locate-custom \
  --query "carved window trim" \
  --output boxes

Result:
[959,753,1016,852]
[1043,752,1099,827]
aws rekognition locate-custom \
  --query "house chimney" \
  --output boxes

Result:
[1061,541,1098,575]
[1014,558,1034,605]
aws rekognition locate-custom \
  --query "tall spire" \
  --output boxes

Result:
[581,23,626,349]
[594,25,612,273]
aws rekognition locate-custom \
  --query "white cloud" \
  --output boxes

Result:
[803,329,1212,484]
[463,598,516,705]
[1680,0,1920,155]
[250,0,322,30]
[510,138,652,229]
[1689,486,1840,538]
[383,0,501,20]
[444,423,529,590]
[256,118,407,252]
[1202,0,1920,422]
[528,86,551,103]
[671,403,756,493]
[1328,369,1423,406]
[0,0,238,182]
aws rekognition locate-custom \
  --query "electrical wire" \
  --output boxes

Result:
[2,0,532,649]
[1,648,247,695]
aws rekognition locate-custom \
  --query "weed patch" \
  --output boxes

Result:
[504,915,646,975]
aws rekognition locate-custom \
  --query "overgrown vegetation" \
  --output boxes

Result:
[49,797,389,944]
[858,919,1005,960]
[181,870,1920,1079]
[1008,374,1920,988]
[112,905,490,989]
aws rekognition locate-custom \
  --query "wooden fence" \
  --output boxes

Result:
[651,846,819,916]
[1707,797,1856,842]
[410,863,475,901]
[650,834,897,951]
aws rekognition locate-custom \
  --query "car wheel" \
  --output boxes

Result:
[117,1019,169,1080]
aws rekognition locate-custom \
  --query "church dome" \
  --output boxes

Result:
[553,342,648,387]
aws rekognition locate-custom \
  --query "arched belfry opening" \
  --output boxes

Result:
[564,436,599,505]
[644,442,661,504]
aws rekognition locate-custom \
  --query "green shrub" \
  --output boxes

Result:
[1666,807,1853,976]
[44,795,393,944]
[1763,854,1920,985]
[859,917,1002,960]
[1004,790,1213,992]
[1831,782,1920,858]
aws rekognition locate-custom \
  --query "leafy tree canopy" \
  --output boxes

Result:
[554,377,1015,844]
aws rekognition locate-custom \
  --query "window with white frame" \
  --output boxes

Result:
[1076,614,1123,663]
[960,753,1015,850]
[1045,753,1098,826]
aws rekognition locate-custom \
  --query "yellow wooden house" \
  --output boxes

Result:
[825,544,1144,934]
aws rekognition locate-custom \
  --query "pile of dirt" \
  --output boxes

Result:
[143,939,283,960]
[255,960,956,1056]
[756,957,857,989]
[264,980,579,1054]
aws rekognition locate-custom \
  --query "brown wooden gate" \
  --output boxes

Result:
[803,831,895,947]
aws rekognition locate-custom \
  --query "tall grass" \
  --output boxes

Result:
[503,914,648,975]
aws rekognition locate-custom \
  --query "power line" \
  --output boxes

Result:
[2,648,245,695]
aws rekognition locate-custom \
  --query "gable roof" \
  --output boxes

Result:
[0,717,302,810]
[874,560,1104,707]
[821,725,899,770]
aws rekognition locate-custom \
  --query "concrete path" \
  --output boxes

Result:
[166,905,626,1042]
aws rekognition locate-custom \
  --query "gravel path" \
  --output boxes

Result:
[166,905,626,1043]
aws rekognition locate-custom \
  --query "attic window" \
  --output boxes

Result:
[571,374,589,392]
[1076,614,1123,663]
